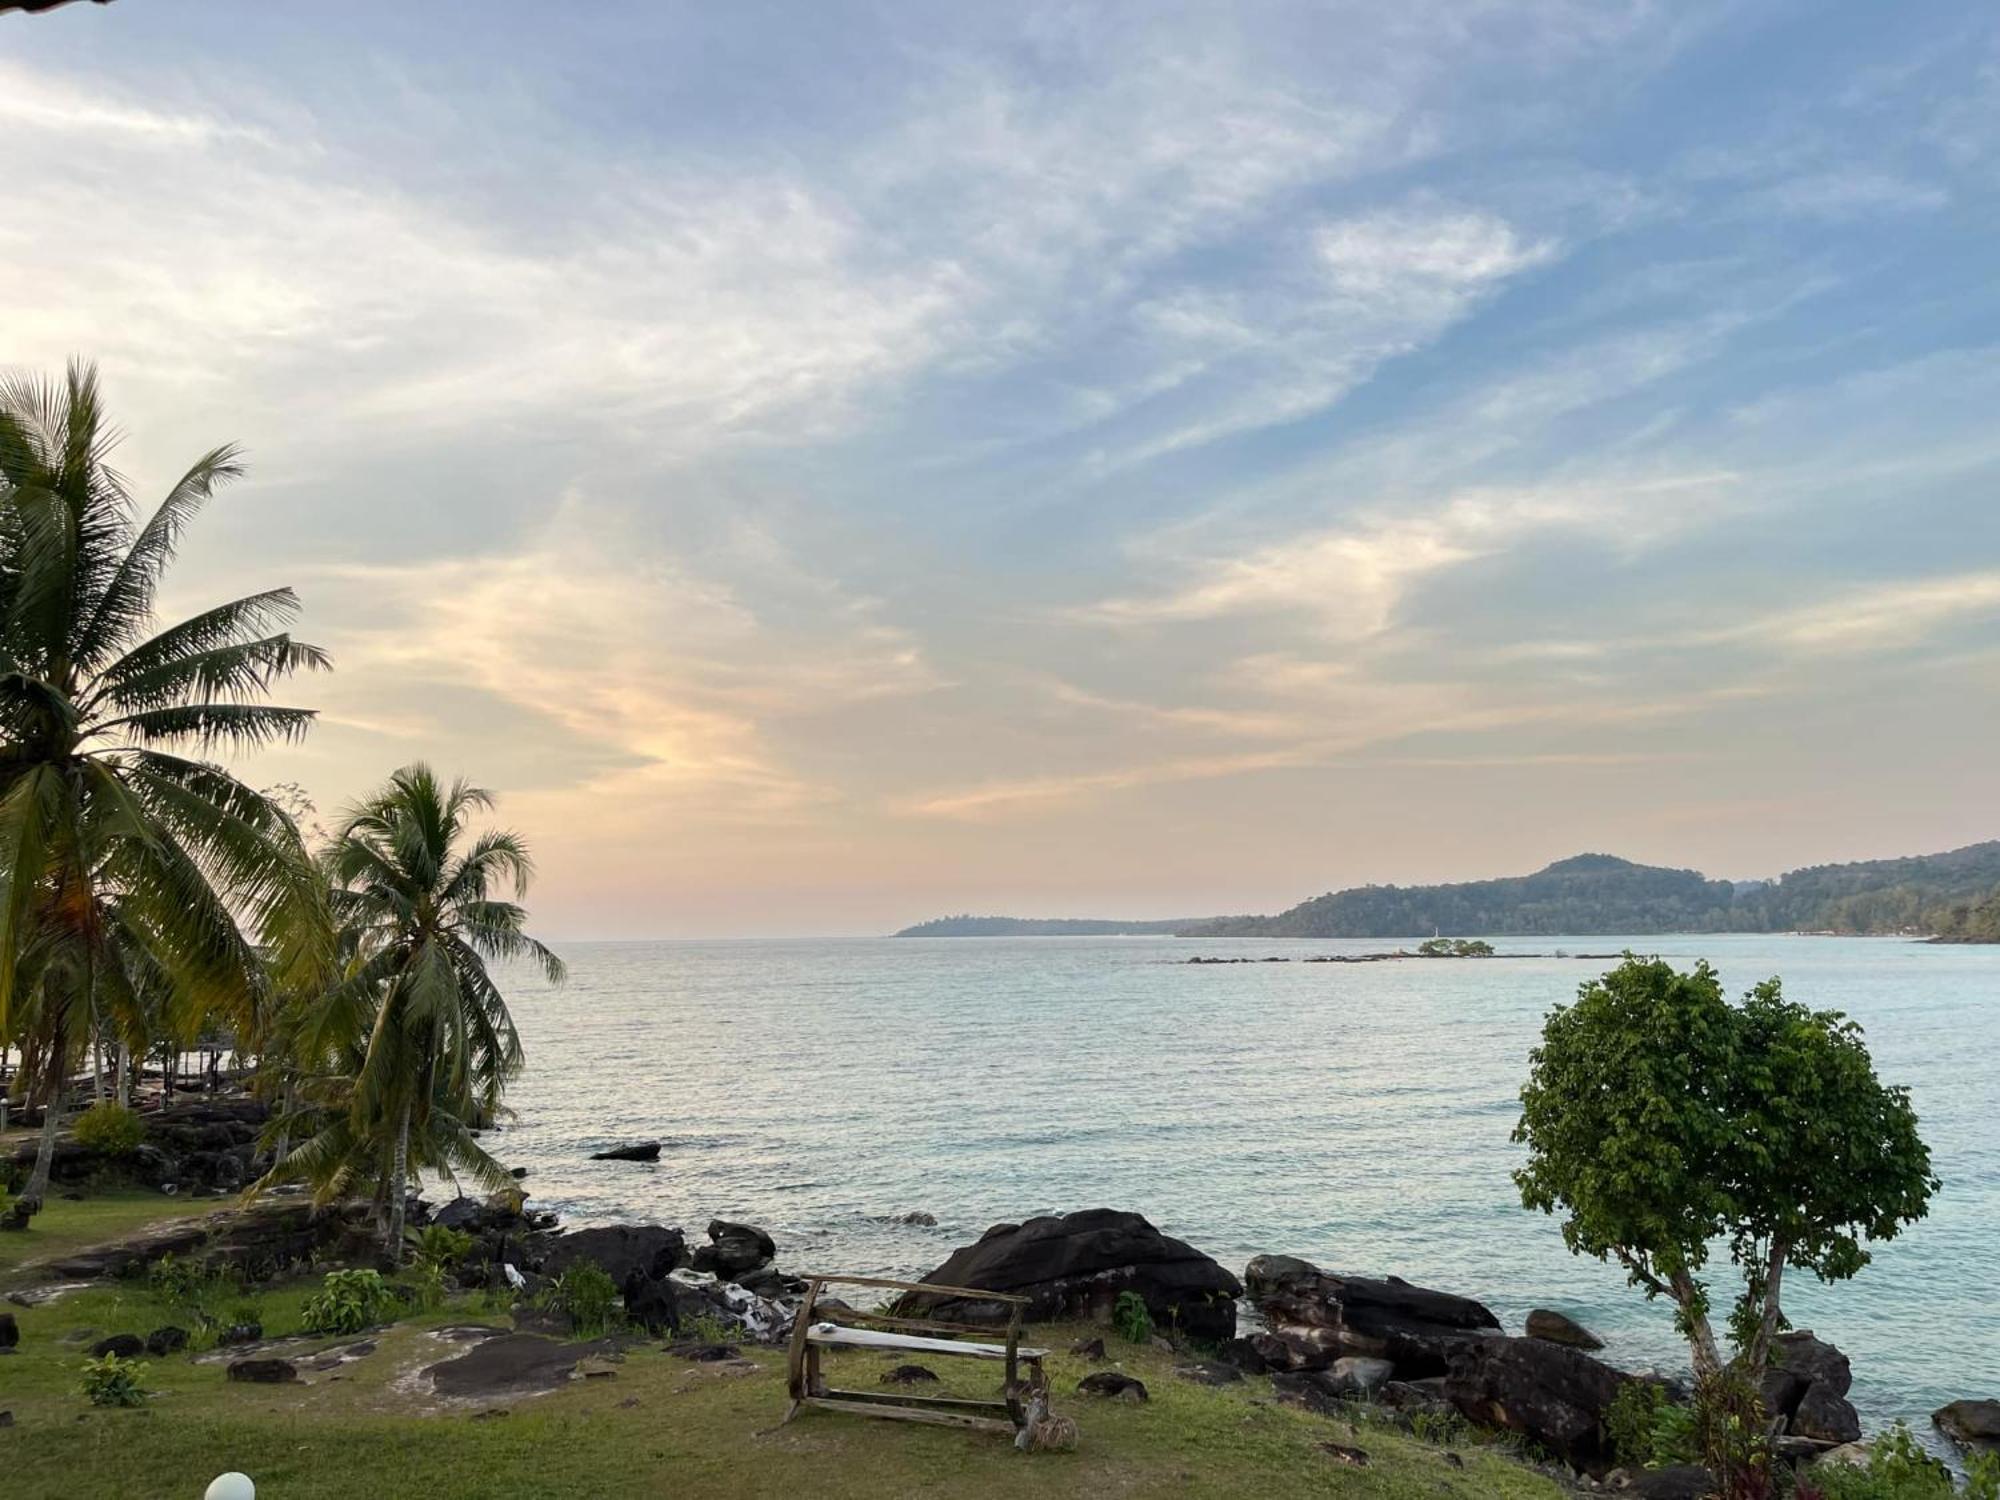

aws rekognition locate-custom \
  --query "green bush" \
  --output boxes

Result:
[80,1352,149,1407]
[410,1223,474,1273]
[404,1260,447,1312]
[73,1101,146,1156]
[300,1269,397,1335]
[1809,1423,1961,1500]
[1607,1381,1669,1466]
[1111,1289,1154,1344]
[541,1261,618,1337]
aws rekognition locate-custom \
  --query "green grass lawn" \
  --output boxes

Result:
[0,1190,223,1284]
[0,1296,1566,1500]
[0,1210,1568,1500]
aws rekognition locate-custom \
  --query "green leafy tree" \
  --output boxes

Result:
[277,765,562,1254]
[0,362,329,1207]
[1513,955,1936,1379]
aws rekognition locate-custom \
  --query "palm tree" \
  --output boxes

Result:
[0,361,329,1207]
[282,765,562,1253]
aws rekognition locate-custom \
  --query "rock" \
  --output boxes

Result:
[688,1220,775,1281]
[1934,1398,2000,1451]
[1271,1370,1347,1416]
[89,1334,145,1358]
[1525,1309,1604,1351]
[903,1209,1241,1342]
[1077,1371,1148,1402]
[1069,1336,1106,1361]
[665,1342,742,1363]
[1759,1366,1808,1422]
[1772,1331,1852,1398]
[881,1364,940,1385]
[733,1266,802,1300]
[1792,1380,1862,1446]
[900,1212,938,1226]
[1628,1465,1714,1499]
[622,1273,700,1336]
[510,1167,529,1179]
[1215,1336,1270,1374]
[1245,1255,1499,1377]
[44,1198,379,1284]
[227,1358,299,1384]
[535,1225,689,1286]
[425,1333,610,1398]
[1379,1378,1453,1416]
[144,1326,189,1356]
[1318,1442,1370,1467]
[1443,1334,1633,1474]
[0,1312,16,1349]
[217,1323,263,1346]
[1815,1443,1871,1469]
[588,1142,661,1163]
[0,1410,11,1428]
[1174,1360,1243,1386]
[1327,1355,1395,1399]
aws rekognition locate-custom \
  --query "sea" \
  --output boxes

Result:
[490,932,1998,1443]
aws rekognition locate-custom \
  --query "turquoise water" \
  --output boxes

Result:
[495,933,1998,1436]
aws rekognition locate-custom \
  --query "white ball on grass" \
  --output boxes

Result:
[204,1474,255,1500]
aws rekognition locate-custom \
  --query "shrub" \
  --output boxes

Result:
[1608,1381,1669,1467]
[1808,1422,1961,1500]
[73,1101,146,1156]
[81,1352,149,1407]
[147,1252,224,1311]
[410,1224,474,1274]
[541,1261,618,1337]
[300,1269,397,1336]
[1111,1289,1154,1344]
[404,1260,447,1312]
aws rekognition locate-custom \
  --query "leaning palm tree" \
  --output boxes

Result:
[0,361,330,1206]
[287,765,562,1253]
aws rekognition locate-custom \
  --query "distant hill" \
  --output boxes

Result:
[894,915,1197,937]
[894,841,2000,940]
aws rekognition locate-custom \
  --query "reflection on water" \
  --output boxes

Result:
[491,932,1997,1433]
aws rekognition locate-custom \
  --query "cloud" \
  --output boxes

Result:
[1084,471,1737,636]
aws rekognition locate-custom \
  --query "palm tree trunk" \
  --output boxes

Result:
[24,1068,64,1207]
[115,1042,131,1109]
[385,1096,413,1260]
[91,1037,104,1105]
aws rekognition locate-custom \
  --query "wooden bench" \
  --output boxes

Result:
[784,1274,1049,1436]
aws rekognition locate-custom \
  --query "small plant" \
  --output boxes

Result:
[677,1309,741,1345]
[541,1261,618,1337]
[1967,1452,2000,1500]
[410,1223,474,1274]
[404,1260,447,1312]
[1111,1289,1154,1344]
[81,1351,149,1407]
[1608,1380,1669,1467]
[73,1101,147,1156]
[300,1269,397,1335]
[1409,1408,1472,1446]
[147,1251,224,1311]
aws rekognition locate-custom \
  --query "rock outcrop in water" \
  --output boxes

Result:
[1761,1330,1862,1449]
[901,1208,1242,1342]
[1243,1254,1501,1376]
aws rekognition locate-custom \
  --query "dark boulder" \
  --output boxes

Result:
[534,1225,688,1287]
[1271,1370,1346,1416]
[1934,1398,2000,1452]
[89,1334,145,1358]
[1245,1254,1499,1376]
[218,1323,263,1346]
[688,1220,774,1281]
[1443,1334,1633,1474]
[1215,1336,1269,1374]
[881,1364,940,1385]
[0,1312,16,1349]
[588,1142,661,1163]
[1174,1360,1244,1386]
[144,1326,189,1356]
[1070,1336,1106,1361]
[425,1333,609,1398]
[902,1209,1241,1342]
[227,1357,299,1384]
[622,1273,702,1337]
[1792,1381,1862,1446]
[1772,1331,1851,1397]
[1076,1371,1148,1402]
[1525,1309,1604,1351]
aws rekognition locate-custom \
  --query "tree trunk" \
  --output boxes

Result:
[1669,1268,1725,1380]
[1747,1243,1788,1371]
[385,1096,413,1260]
[115,1042,131,1109]
[23,1070,64,1207]
[91,1037,104,1105]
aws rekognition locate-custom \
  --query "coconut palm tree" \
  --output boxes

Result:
[285,765,562,1253]
[0,361,329,1206]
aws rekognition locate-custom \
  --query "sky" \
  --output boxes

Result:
[5,1,2000,938]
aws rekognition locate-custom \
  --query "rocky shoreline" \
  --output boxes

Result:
[7,1103,1994,1484]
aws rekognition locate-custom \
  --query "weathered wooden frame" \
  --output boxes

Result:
[783,1273,1045,1435]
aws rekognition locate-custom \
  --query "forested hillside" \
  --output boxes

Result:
[898,842,2000,940]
